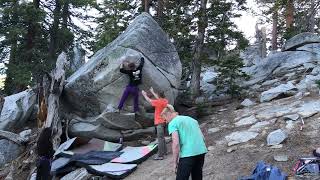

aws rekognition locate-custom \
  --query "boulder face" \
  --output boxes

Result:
[282,32,320,51]
[64,13,182,116]
[0,89,36,130]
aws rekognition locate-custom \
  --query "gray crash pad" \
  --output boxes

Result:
[111,144,157,164]
[88,163,137,179]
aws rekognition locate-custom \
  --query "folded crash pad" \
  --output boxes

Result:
[111,144,157,164]
[88,163,137,179]
[60,138,123,157]
[51,151,122,175]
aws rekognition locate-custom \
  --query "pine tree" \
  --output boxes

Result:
[94,0,138,52]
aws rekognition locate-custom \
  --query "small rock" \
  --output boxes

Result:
[270,144,283,149]
[235,115,258,127]
[240,99,256,107]
[267,129,287,146]
[225,131,259,146]
[208,127,220,134]
[274,155,288,162]
[283,114,300,121]
[285,120,295,130]
[208,146,214,151]
[262,79,279,86]
[298,110,318,118]
[227,147,237,153]
[218,108,228,112]
[249,121,270,132]
[19,129,32,139]
[141,140,151,145]
[260,144,264,147]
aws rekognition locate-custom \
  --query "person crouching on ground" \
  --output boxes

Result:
[117,57,145,113]
[142,87,168,160]
[36,127,54,180]
[161,104,208,180]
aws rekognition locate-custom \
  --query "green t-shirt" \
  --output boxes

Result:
[168,115,208,158]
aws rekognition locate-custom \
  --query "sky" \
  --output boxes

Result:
[234,0,259,42]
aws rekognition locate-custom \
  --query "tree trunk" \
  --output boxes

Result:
[44,52,68,150]
[261,27,267,58]
[307,0,316,33]
[271,9,278,50]
[49,0,61,65]
[285,0,294,29]
[62,0,69,29]
[190,0,207,99]
[144,0,150,13]
[156,0,164,26]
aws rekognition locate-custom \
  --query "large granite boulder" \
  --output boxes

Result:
[64,13,181,116]
[0,89,36,130]
[282,32,320,51]
[64,13,181,141]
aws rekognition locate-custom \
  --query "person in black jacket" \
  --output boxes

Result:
[117,57,145,113]
[36,127,54,180]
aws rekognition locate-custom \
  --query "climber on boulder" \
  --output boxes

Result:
[117,57,145,113]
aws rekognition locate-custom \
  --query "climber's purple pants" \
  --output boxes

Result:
[118,85,139,112]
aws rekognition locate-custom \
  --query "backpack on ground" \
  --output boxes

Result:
[239,161,287,180]
[293,157,320,175]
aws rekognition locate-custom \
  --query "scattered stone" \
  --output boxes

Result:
[283,114,299,121]
[61,168,91,180]
[218,108,228,112]
[260,82,297,102]
[208,127,220,134]
[19,129,32,139]
[285,120,295,130]
[240,99,256,107]
[227,147,237,153]
[262,79,280,86]
[235,115,258,127]
[270,144,283,149]
[294,92,303,99]
[208,146,215,151]
[249,121,270,132]
[267,129,287,146]
[274,155,288,162]
[141,140,151,146]
[225,131,259,146]
[298,110,318,118]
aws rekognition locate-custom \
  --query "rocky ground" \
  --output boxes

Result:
[126,93,320,180]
